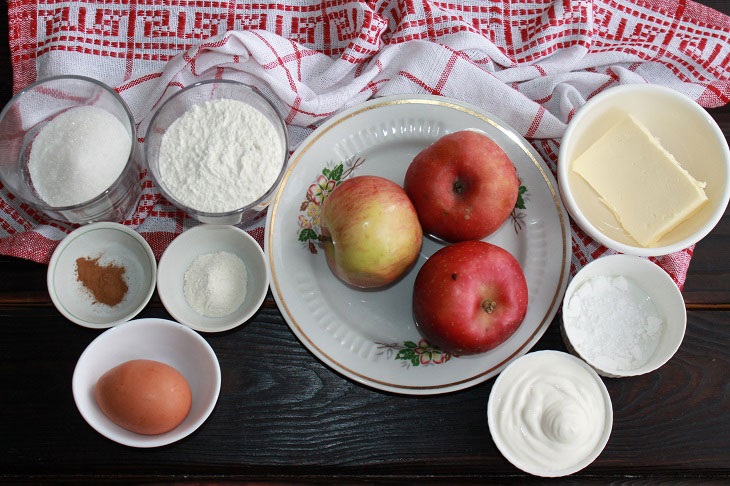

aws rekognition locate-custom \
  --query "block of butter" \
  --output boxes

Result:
[572,115,708,247]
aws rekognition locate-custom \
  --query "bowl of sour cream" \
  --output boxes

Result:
[487,350,613,477]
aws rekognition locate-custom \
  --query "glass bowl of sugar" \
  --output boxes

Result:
[0,75,141,224]
[145,80,289,225]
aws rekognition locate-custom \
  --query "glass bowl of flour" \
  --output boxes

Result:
[0,75,141,224]
[145,80,289,225]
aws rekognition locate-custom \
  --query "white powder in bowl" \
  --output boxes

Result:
[183,251,247,318]
[564,275,663,372]
[158,98,285,213]
[28,105,132,207]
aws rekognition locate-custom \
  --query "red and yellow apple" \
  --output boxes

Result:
[404,130,519,242]
[412,241,528,355]
[320,175,423,288]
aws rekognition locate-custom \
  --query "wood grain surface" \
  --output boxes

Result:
[1,1,729,483]
[1,305,729,481]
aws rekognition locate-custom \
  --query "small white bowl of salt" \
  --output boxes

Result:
[561,254,686,377]
[157,225,268,333]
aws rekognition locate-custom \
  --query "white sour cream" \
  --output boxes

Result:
[488,351,612,477]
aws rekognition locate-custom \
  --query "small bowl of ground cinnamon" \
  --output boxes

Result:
[48,222,156,328]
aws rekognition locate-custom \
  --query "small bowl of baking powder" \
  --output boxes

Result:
[156,225,269,333]
[145,80,289,225]
[561,254,687,377]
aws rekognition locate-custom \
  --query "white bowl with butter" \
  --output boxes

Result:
[559,84,730,256]
[487,350,613,477]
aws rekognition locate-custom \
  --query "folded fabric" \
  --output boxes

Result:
[3,0,729,288]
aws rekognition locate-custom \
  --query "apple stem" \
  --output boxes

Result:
[318,235,331,243]
[453,180,466,194]
[481,299,497,314]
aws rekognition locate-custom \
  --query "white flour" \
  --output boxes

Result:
[158,98,284,213]
[183,251,247,318]
[28,106,131,207]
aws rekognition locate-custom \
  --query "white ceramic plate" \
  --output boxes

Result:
[266,95,571,395]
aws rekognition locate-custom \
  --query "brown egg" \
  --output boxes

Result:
[94,359,192,435]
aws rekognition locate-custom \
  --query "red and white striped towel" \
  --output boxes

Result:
[4,0,730,287]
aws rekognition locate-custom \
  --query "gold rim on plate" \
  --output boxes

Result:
[267,97,568,391]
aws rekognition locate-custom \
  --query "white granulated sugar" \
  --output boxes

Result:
[564,275,663,371]
[158,99,284,213]
[28,106,131,207]
[184,251,247,318]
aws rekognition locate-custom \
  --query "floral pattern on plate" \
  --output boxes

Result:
[376,339,453,368]
[511,184,529,233]
[297,157,365,254]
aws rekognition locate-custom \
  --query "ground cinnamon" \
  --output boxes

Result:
[75,256,128,306]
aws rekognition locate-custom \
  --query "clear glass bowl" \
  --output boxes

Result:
[0,75,142,224]
[145,80,289,225]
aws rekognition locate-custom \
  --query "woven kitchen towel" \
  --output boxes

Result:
[4,0,730,287]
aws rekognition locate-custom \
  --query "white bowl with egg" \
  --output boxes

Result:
[72,318,221,448]
[487,350,613,477]
[558,84,730,256]
[561,254,687,377]
[157,225,269,333]
[47,222,156,328]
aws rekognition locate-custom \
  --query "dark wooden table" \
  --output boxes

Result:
[1,4,729,484]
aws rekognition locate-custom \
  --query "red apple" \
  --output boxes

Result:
[412,241,528,355]
[404,130,519,242]
[321,175,423,288]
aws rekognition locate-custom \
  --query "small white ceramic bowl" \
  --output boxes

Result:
[47,222,156,328]
[561,254,687,377]
[157,225,268,332]
[487,350,613,477]
[558,84,730,256]
[72,318,221,448]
